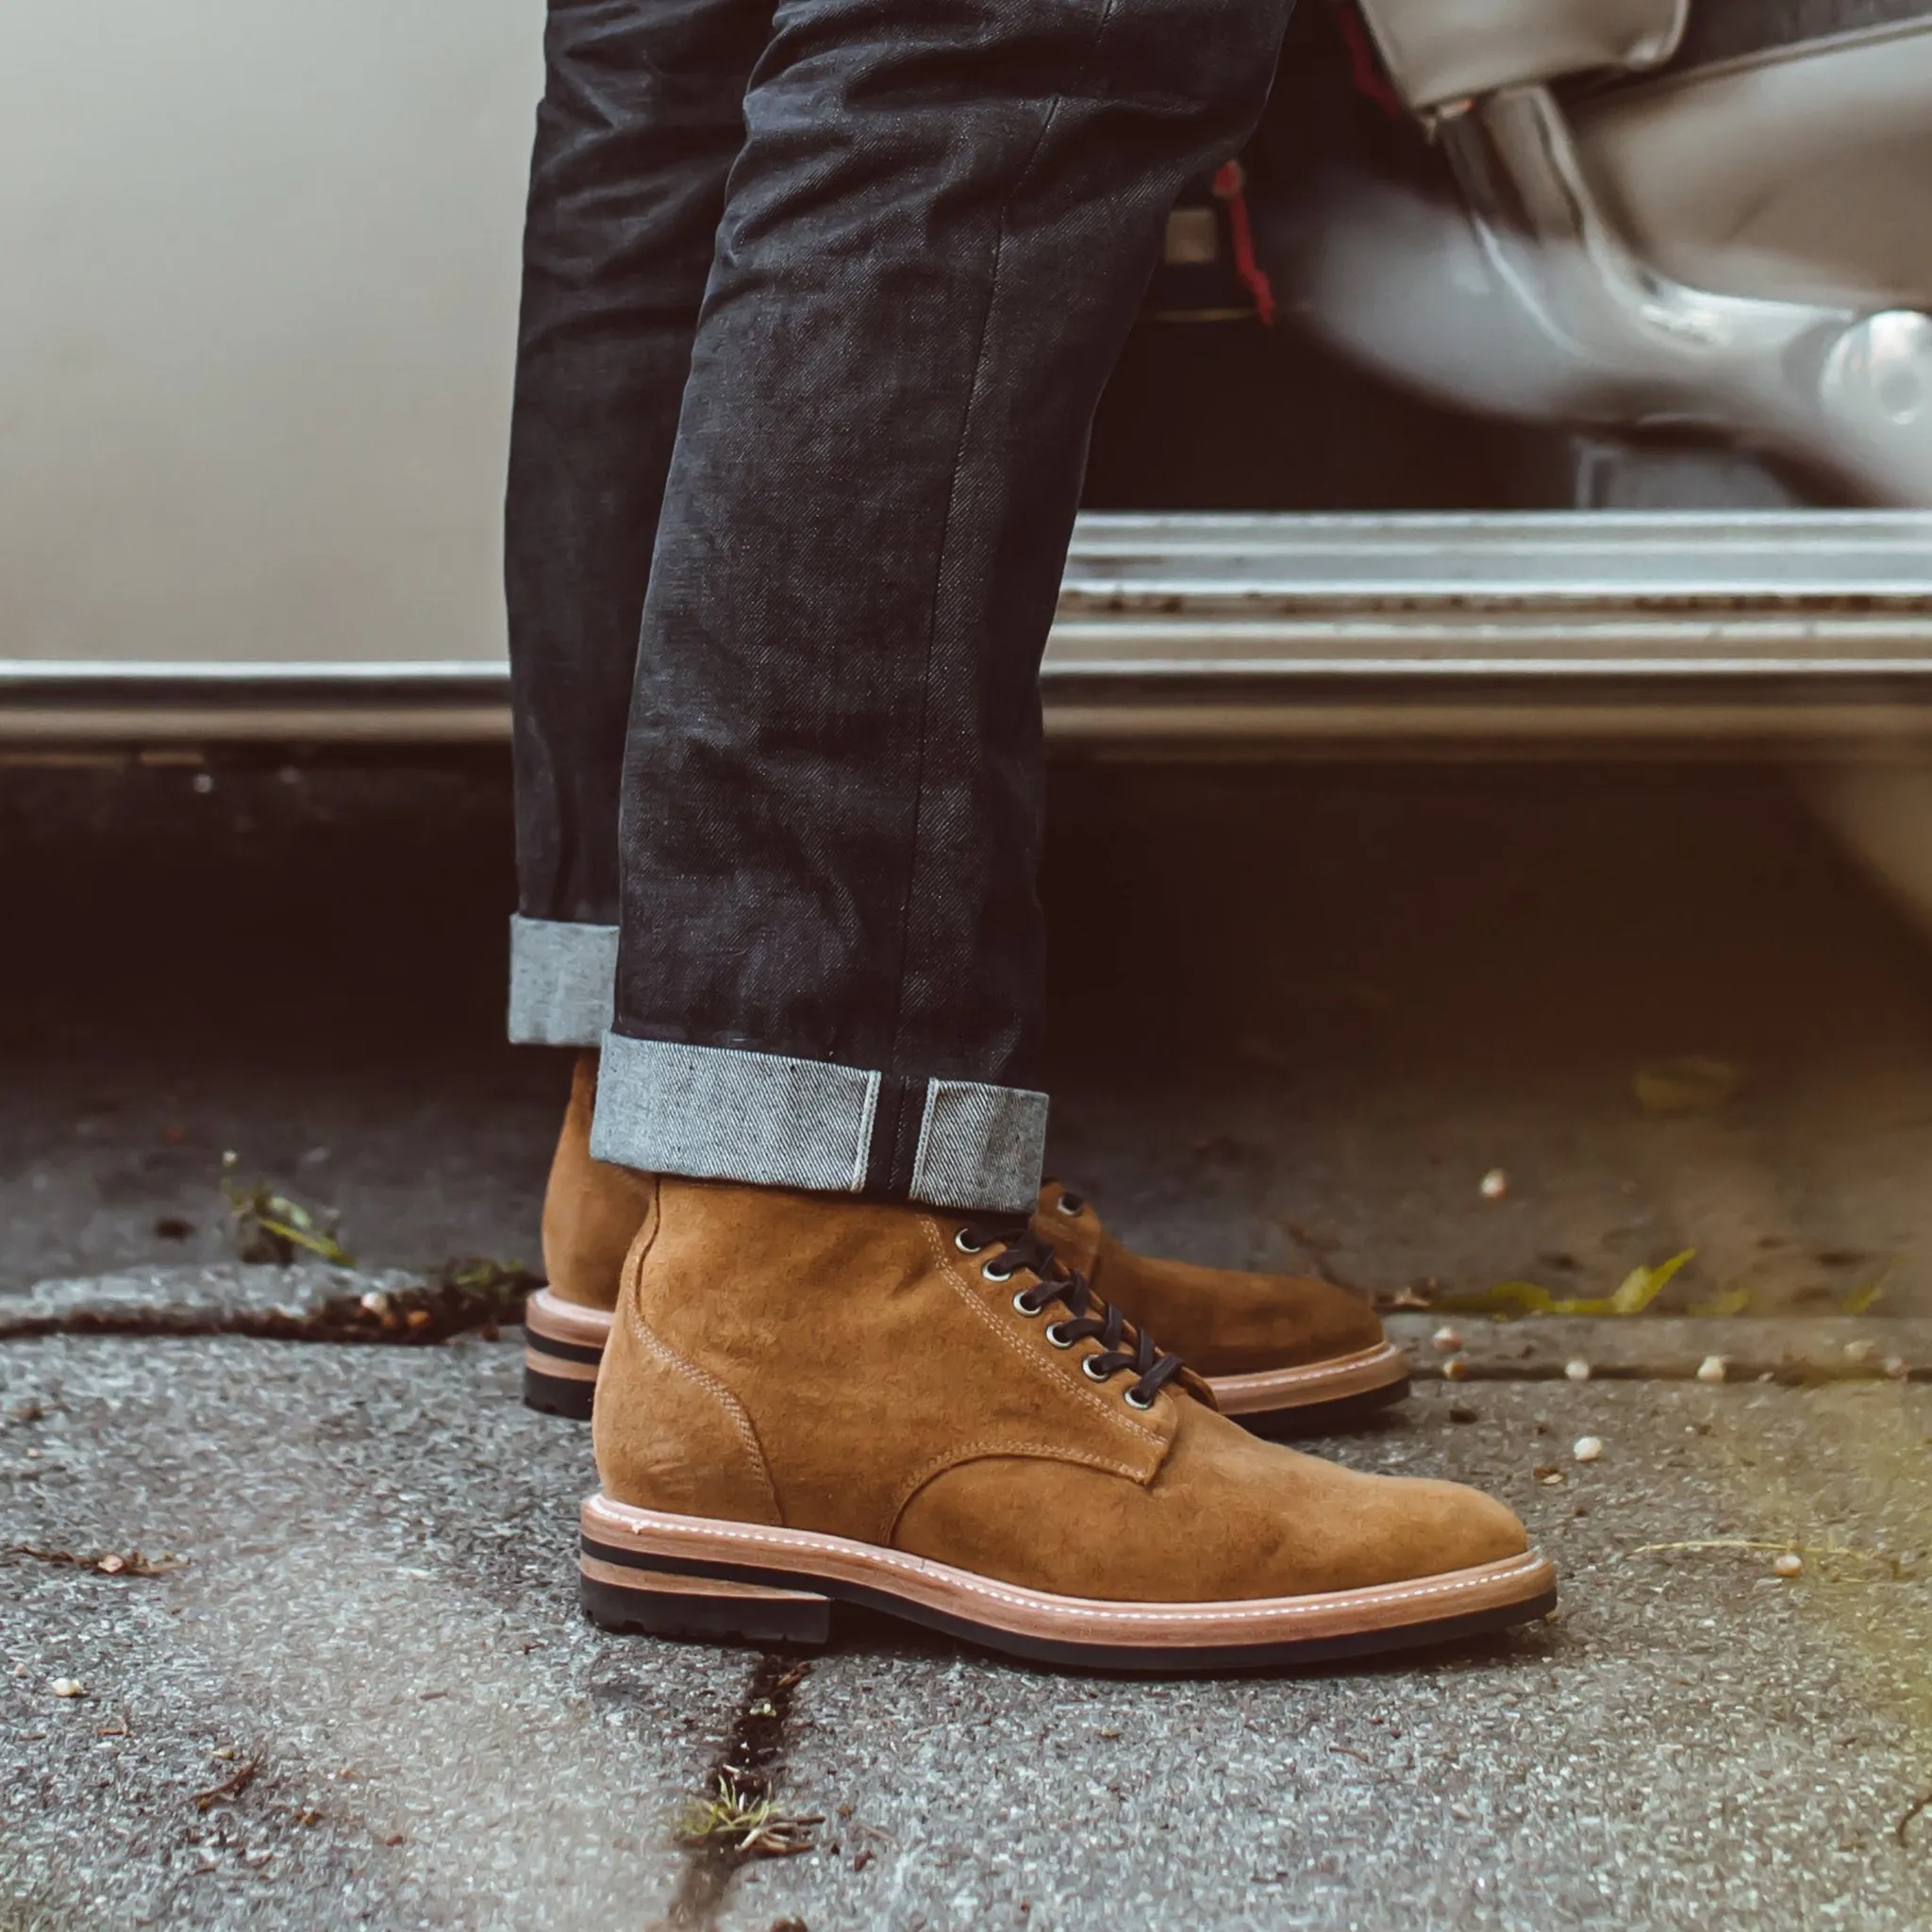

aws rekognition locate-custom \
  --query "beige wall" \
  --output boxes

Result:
[0,0,542,666]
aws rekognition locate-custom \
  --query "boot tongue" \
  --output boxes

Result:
[1035,1182,1104,1276]
[1108,1301,1217,1411]
[1048,1265,1212,1412]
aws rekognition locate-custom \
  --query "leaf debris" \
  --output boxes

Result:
[222,1155,354,1266]
[1440,1250,1695,1320]
[1898,1790,1932,1845]
[11,1543,186,1577]
[193,1760,259,1810]
[676,1771,822,1857]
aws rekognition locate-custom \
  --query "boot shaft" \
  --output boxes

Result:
[594,1176,1174,1544]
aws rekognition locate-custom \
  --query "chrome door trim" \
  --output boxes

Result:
[6,511,1929,752]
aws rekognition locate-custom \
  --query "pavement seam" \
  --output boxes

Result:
[0,1297,526,1348]
[659,1652,816,1932]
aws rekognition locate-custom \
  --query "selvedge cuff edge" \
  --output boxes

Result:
[508,915,618,1047]
[591,1029,1047,1214]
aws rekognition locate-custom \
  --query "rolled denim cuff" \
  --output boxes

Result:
[507,916,618,1047]
[591,1030,1047,1215]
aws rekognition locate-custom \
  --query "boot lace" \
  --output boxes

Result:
[953,1221,1185,1411]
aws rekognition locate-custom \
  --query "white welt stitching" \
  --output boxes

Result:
[584,1498,1547,1625]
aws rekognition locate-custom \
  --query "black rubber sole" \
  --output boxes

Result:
[523,1359,596,1421]
[581,1569,834,1646]
[579,1537,1556,1674]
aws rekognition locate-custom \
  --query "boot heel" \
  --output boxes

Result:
[521,1292,607,1421]
[580,1561,832,1645]
[523,1361,597,1421]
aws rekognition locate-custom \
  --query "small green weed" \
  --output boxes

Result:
[220,1153,353,1266]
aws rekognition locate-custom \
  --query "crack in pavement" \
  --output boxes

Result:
[660,1654,817,1932]
[0,1274,535,1347]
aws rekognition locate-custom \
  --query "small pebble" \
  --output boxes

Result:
[1479,1169,1508,1200]
[1573,1436,1604,1462]
[1696,1356,1728,1384]
[1431,1325,1464,1353]
[1448,1404,1480,1424]
[358,1291,391,1317]
[50,1679,85,1698]
[1565,1358,1591,1383]
[1844,1340,1876,1365]
[1773,1553,1804,1578]
[1535,1466,1566,1487]
[1886,1357,1910,1381]
[1442,1357,1470,1381]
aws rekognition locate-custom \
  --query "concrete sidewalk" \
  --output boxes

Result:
[7,1312,1932,1930]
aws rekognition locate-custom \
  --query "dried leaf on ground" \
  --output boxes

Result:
[1840,1265,1894,1317]
[1439,1249,1695,1319]
[11,1544,186,1577]
[425,1257,539,1315]
[1687,1285,1752,1317]
[307,1257,541,1344]
[193,1760,258,1810]
[221,1155,353,1266]
[1897,1790,1932,1845]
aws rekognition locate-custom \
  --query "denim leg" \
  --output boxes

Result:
[505,0,766,1045]
[593,0,1293,1209]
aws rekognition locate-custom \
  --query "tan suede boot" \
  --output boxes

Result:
[579,1179,1554,1668]
[522,1053,658,1418]
[525,1053,1409,1428]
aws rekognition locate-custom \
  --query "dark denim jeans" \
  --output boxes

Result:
[506,0,1291,1210]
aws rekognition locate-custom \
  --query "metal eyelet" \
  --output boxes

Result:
[1011,1290,1044,1317]
[955,1229,985,1255]
[1044,1322,1075,1349]
[1124,1387,1156,1411]
[982,1258,1016,1283]
[1057,1193,1083,1218]
[1081,1357,1111,1383]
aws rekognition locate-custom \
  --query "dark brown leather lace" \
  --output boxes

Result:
[953,1221,1185,1411]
